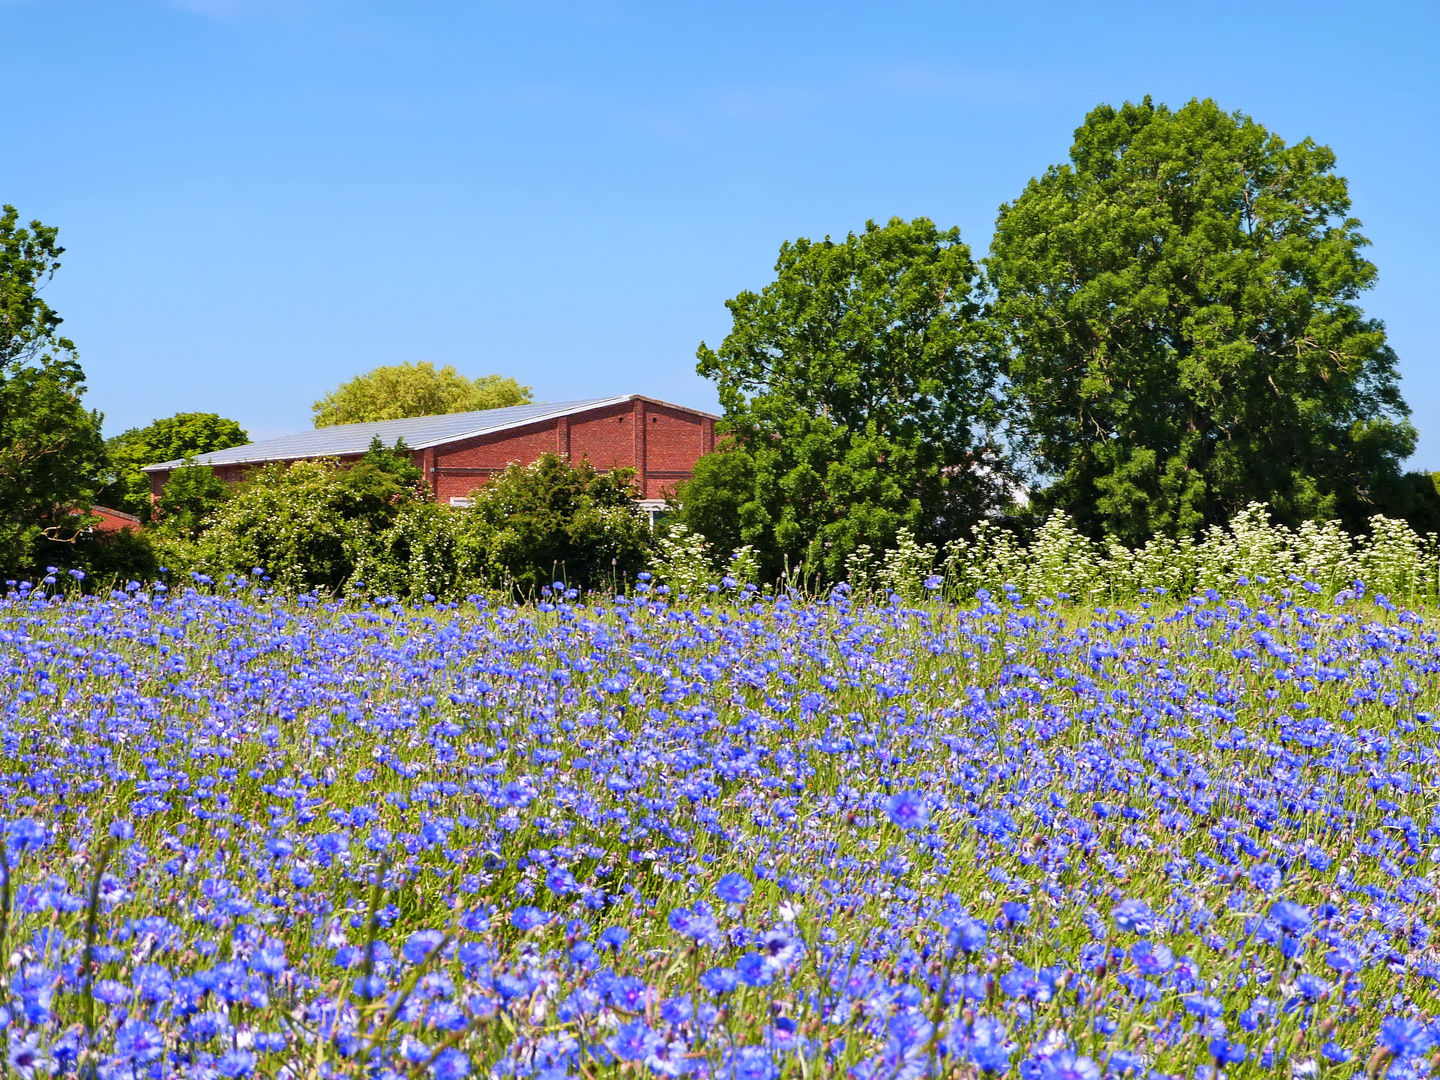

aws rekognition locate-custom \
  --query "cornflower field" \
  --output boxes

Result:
[2,573,1439,1079]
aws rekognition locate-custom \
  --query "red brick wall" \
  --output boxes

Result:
[91,506,141,532]
[640,402,712,500]
[567,402,639,472]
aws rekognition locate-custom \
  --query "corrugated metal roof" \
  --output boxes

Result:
[143,396,635,471]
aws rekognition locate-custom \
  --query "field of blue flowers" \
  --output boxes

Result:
[1,574,1438,1079]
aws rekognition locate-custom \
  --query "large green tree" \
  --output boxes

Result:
[0,206,106,570]
[685,216,1010,580]
[313,362,532,427]
[101,412,249,518]
[988,97,1415,542]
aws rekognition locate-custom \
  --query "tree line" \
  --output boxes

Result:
[3,96,1436,592]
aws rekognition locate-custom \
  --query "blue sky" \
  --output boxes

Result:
[4,0,1437,464]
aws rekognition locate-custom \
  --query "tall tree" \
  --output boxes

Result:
[988,97,1414,542]
[0,206,105,569]
[101,412,249,518]
[685,217,1010,580]
[312,362,532,427]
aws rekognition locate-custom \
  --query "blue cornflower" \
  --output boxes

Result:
[1325,948,1361,973]
[7,1034,48,1080]
[250,944,287,977]
[403,930,446,964]
[714,873,753,904]
[1208,1037,1248,1065]
[597,926,630,952]
[1268,900,1311,935]
[1130,940,1174,975]
[699,967,739,995]
[1001,901,1030,927]
[5,820,47,853]
[511,906,550,932]
[735,953,774,987]
[134,964,173,1003]
[1037,1050,1100,1080]
[1111,899,1154,935]
[668,903,720,946]
[1321,1042,1351,1063]
[1379,1017,1433,1058]
[964,1016,1014,1074]
[431,1048,471,1080]
[608,1020,661,1062]
[718,1045,778,1080]
[115,1020,165,1063]
[1249,863,1282,893]
[944,915,987,955]
[759,928,800,969]
[884,791,929,830]
[545,867,578,895]
[217,1050,257,1077]
[93,979,130,1005]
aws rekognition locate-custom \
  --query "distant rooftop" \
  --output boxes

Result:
[143,395,714,471]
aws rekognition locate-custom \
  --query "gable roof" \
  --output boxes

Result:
[142,395,716,471]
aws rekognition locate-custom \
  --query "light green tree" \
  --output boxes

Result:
[312,362,531,427]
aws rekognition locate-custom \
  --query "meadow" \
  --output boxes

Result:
[0,564,1438,1079]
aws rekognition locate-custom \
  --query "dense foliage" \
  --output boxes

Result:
[454,453,654,596]
[689,217,1012,581]
[1,571,1438,1077]
[185,441,429,594]
[101,413,248,519]
[0,205,105,570]
[988,97,1415,543]
[141,448,654,601]
[312,362,532,427]
[154,465,230,540]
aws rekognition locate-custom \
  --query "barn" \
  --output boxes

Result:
[142,395,718,520]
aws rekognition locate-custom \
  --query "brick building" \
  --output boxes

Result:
[143,395,717,519]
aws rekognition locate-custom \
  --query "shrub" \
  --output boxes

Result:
[454,453,652,597]
[51,525,161,587]
[191,440,435,595]
[651,522,715,597]
[100,412,247,519]
[853,500,1440,607]
[196,460,354,593]
[348,501,461,602]
[335,437,427,525]
[154,463,228,539]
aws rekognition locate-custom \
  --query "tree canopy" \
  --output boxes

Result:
[312,362,532,427]
[0,205,105,570]
[101,412,249,518]
[684,216,1011,580]
[988,97,1415,542]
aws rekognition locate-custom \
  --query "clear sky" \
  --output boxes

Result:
[4,0,1437,464]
